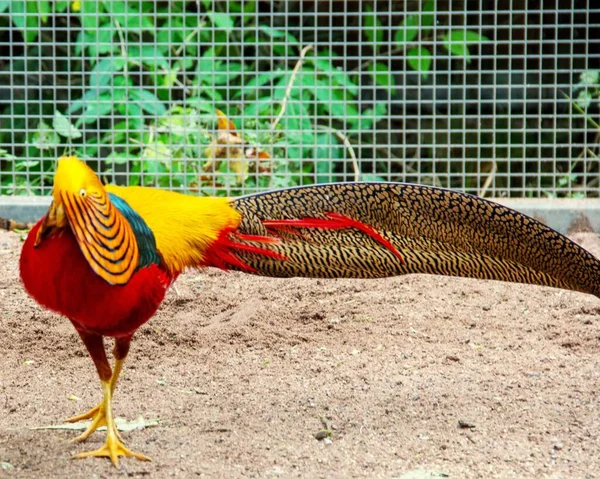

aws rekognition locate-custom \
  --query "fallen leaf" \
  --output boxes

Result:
[398,470,449,479]
[31,416,159,432]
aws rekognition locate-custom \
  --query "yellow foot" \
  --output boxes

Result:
[67,403,123,443]
[72,435,151,468]
[66,403,101,424]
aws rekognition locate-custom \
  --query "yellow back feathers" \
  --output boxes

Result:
[105,184,241,275]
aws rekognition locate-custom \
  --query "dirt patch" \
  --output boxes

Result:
[1,229,599,478]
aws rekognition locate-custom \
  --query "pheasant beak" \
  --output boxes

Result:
[34,195,66,247]
[34,155,87,247]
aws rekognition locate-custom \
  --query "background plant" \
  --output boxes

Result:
[0,1,596,198]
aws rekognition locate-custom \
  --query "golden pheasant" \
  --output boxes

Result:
[19,156,600,467]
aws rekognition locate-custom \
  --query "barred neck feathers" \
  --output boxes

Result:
[63,185,140,285]
[46,156,159,286]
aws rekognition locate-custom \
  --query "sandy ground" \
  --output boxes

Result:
[1,228,599,479]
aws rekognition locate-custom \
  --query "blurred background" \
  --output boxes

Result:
[0,0,598,198]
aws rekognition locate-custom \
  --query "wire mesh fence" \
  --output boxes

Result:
[0,1,598,198]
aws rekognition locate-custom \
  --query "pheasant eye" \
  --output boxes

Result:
[79,188,87,197]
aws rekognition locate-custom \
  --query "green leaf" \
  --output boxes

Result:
[363,5,383,48]
[161,68,180,88]
[104,1,154,32]
[89,57,126,88]
[10,0,39,43]
[273,73,299,101]
[54,1,69,13]
[576,90,593,109]
[442,30,489,63]
[0,2,9,14]
[579,70,599,86]
[394,14,419,44]
[407,47,432,77]
[129,90,167,116]
[314,133,340,184]
[38,0,50,22]
[197,47,216,83]
[332,89,359,118]
[106,152,129,165]
[80,92,116,124]
[442,34,468,61]
[76,26,116,56]
[67,88,103,113]
[285,101,313,142]
[53,112,82,139]
[395,0,436,45]
[16,160,40,169]
[304,77,348,118]
[183,97,216,113]
[359,173,387,182]
[259,25,299,45]
[238,71,287,98]
[198,86,223,102]
[369,62,396,92]
[312,58,359,96]
[128,45,170,70]
[443,40,470,62]
[80,0,103,31]
[211,62,243,86]
[32,121,60,150]
[421,0,436,29]
[461,30,490,42]
[113,75,133,88]
[356,104,388,131]
[242,96,273,117]
[206,11,234,33]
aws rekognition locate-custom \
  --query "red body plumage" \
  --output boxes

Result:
[20,219,170,338]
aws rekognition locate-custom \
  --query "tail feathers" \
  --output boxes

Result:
[230,183,600,298]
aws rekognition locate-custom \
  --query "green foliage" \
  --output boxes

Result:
[407,47,432,79]
[364,0,489,76]
[441,30,490,64]
[570,70,600,130]
[0,1,592,198]
[2,0,393,195]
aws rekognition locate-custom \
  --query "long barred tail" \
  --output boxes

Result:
[226,183,600,298]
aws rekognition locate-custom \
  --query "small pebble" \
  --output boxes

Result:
[458,419,476,429]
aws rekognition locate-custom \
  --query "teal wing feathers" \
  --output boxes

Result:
[109,193,161,270]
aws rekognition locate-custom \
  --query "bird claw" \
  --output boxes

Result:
[72,435,151,468]
[67,403,123,443]
[66,403,101,424]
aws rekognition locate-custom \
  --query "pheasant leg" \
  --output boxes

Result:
[72,380,150,467]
